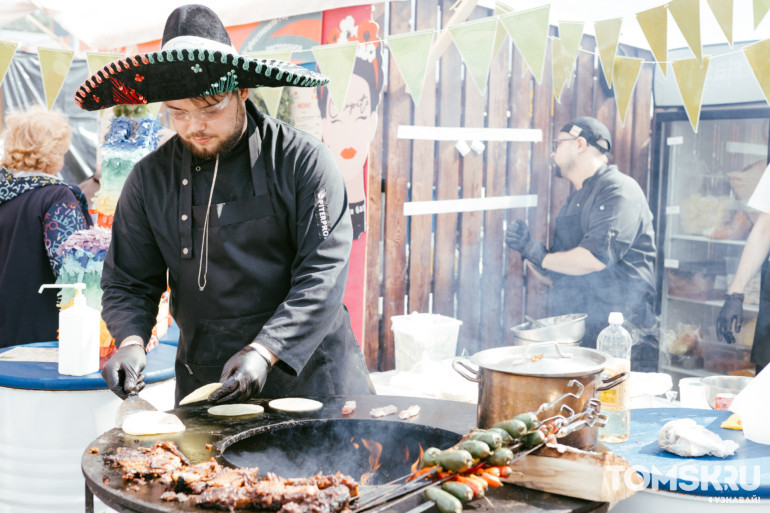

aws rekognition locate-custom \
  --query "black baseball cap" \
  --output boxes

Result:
[560,116,612,154]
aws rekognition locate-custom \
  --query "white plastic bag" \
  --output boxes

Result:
[658,418,739,457]
[729,365,770,445]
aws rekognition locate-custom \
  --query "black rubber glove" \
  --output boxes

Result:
[505,219,547,267]
[101,344,147,399]
[209,346,271,404]
[716,293,744,344]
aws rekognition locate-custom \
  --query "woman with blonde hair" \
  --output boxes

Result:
[0,108,92,348]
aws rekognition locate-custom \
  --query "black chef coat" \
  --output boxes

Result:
[101,100,372,402]
[549,165,658,370]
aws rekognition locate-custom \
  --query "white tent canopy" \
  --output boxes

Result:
[0,0,399,50]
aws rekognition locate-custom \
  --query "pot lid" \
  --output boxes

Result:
[469,343,607,378]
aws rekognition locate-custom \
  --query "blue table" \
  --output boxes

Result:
[0,341,176,390]
[610,408,770,499]
[0,341,176,513]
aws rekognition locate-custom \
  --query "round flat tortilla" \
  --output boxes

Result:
[121,411,186,436]
[179,382,223,405]
[207,404,265,417]
[268,398,323,412]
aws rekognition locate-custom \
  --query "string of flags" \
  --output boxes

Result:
[2,1,770,133]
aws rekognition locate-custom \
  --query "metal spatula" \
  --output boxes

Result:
[115,392,158,428]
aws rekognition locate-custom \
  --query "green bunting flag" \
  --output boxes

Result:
[449,17,499,95]
[0,42,18,86]
[637,5,668,76]
[743,39,770,108]
[312,42,358,113]
[499,5,550,84]
[672,56,711,132]
[595,18,622,88]
[386,29,435,106]
[612,56,643,126]
[552,21,584,102]
[669,0,702,63]
[755,0,770,30]
[249,51,292,117]
[37,47,74,110]
[707,0,733,46]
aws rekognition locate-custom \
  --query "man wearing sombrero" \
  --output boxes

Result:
[79,4,373,405]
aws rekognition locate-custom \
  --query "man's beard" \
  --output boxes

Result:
[180,99,245,160]
[553,162,563,178]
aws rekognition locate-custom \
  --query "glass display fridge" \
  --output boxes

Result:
[652,106,769,384]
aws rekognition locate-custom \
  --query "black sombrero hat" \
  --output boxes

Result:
[74,4,329,111]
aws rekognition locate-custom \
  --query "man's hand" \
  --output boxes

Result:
[716,293,744,344]
[209,346,270,404]
[101,344,147,399]
[505,219,547,267]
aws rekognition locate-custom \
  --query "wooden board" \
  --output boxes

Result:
[503,443,642,503]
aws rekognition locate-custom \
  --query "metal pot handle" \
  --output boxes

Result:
[509,341,573,366]
[452,358,480,383]
[597,371,628,391]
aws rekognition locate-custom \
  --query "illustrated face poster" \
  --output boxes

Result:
[319,5,384,240]
[320,5,383,348]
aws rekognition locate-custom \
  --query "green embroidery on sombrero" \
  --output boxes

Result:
[147,54,155,64]
[166,50,174,62]
[202,71,238,96]
[187,49,195,61]
[220,53,228,64]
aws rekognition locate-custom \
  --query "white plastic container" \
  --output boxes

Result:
[38,283,100,376]
[678,377,709,409]
[390,312,462,371]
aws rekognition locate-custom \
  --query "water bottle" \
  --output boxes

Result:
[596,312,632,443]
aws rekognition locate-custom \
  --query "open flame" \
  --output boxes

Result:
[359,438,383,486]
[409,444,424,474]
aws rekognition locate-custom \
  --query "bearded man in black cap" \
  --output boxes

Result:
[506,116,658,371]
[77,4,373,405]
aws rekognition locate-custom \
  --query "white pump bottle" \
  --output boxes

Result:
[38,283,100,376]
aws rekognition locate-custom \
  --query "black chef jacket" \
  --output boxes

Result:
[101,100,372,402]
[549,165,658,370]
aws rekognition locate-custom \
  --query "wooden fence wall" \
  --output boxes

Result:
[363,0,655,371]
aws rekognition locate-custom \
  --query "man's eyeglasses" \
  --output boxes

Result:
[166,92,233,122]
[551,136,578,151]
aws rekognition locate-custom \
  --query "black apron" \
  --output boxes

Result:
[549,212,609,346]
[751,259,770,371]
[171,138,371,404]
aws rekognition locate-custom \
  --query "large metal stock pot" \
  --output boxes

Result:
[453,342,626,449]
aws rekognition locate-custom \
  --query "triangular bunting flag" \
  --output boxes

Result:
[755,0,770,30]
[448,17,499,95]
[669,0,702,63]
[612,56,643,126]
[493,2,513,57]
[86,52,123,75]
[249,51,292,117]
[637,5,668,76]
[499,5,550,84]
[0,41,18,86]
[743,39,770,107]
[312,42,358,114]
[707,0,733,46]
[671,56,711,132]
[552,22,584,102]
[386,29,434,106]
[595,18,622,88]
[37,47,74,110]
[147,102,163,118]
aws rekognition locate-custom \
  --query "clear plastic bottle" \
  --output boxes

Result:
[597,312,632,443]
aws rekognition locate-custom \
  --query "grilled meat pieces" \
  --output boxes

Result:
[103,441,189,483]
[106,441,358,512]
